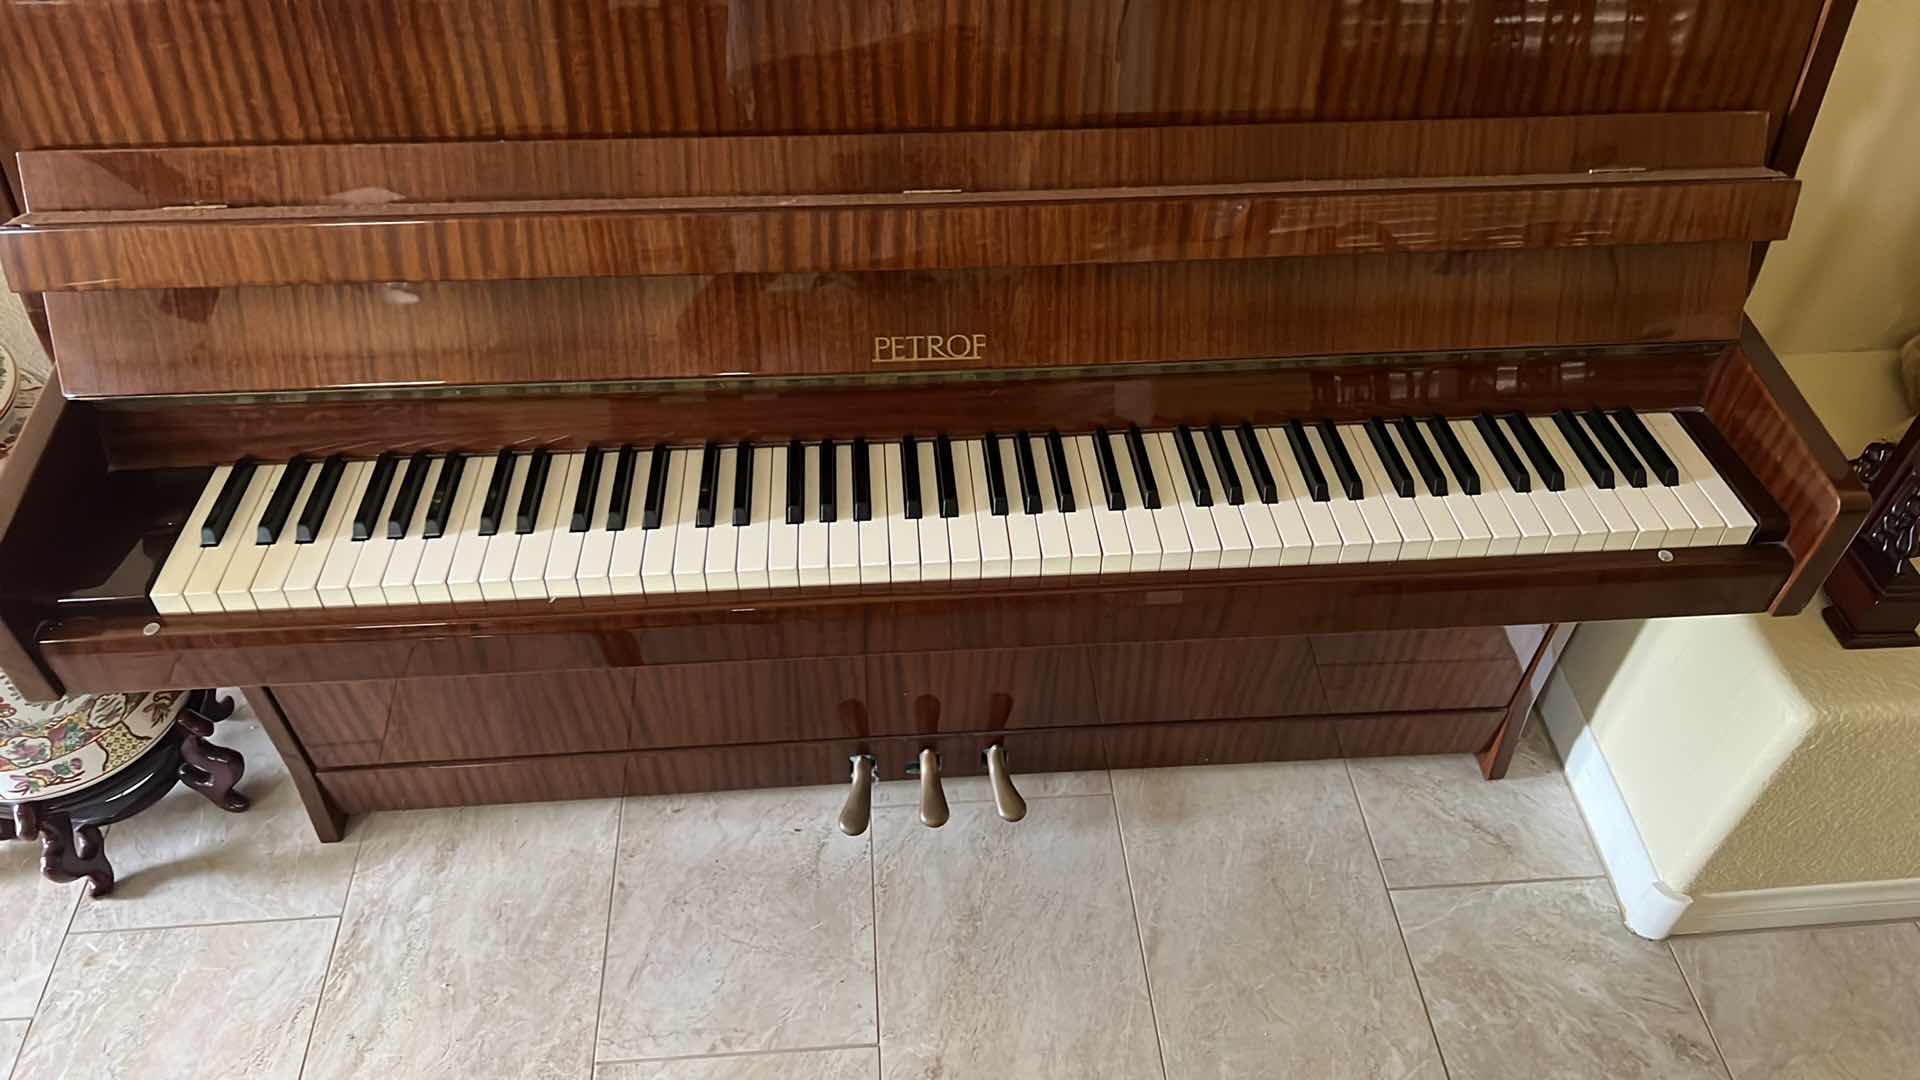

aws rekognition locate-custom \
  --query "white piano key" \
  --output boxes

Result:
[1633,457,1703,548]
[285,461,368,609]
[380,456,444,606]
[1153,433,1221,571]
[825,443,860,586]
[946,441,985,580]
[316,462,378,609]
[1072,435,1133,573]
[1306,425,1375,563]
[1528,417,1610,553]
[1455,420,1546,556]
[1262,427,1343,565]
[250,463,325,611]
[1190,429,1253,568]
[768,444,802,587]
[1243,429,1312,566]
[1056,436,1104,575]
[1636,418,1728,547]
[704,446,742,591]
[608,447,654,595]
[215,463,290,613]
[1493,424,1577,554]
[913,441,951,582]
[1335,425,1403,562]
[1351,426,1430,560]
[151,465,231,615]
[883,443,921,583]
[1023,435,1073,576]
[670,446,709,591]
[641,449,688,593]
[346,463,409,606]
[738,446,775,588]
[416,456,484,604]
[797,444,830,586]
[966,439,1013,577]
[478,453,530,602]
[1648,412,1754,545]
[1578,417,1673,550]
[510,451,576,600]
[185,465,276,613]
[856,442,891,584]
[1404,423,1494,559]
[1220,430,1285,567]
[444,454,502,602]
[996,438,1044,577]
[1108,430,1165,572]
[541,453,591,598]
[1385,424,1466,559]
[1540,417,1640,551]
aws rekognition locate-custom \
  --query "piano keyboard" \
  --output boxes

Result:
[149,410,1759,614]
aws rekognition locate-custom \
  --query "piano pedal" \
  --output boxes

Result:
[984,743,1027,823]
[837,754,876,837]
[907,748,949,829]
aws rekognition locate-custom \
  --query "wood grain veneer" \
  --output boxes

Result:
[242,686,346,842]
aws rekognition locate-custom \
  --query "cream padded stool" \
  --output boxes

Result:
[1,684,247,897]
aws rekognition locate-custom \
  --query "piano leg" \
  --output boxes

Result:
[1477,622,1574,780]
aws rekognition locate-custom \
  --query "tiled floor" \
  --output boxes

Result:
[5,704,1920,1080]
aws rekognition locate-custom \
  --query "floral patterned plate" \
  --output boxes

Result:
[1,680,187,802]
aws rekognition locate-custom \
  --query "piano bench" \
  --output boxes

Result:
[1,687,247,897]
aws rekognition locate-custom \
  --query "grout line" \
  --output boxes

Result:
[63,912,345,936]
[593,1042,881,1067]
[295,815,369,1080]
[1345,760,1454,1080]
[586,797,628,1072]
[8,839,100,1080]
[1108,772,1172,1080]
[1385,873,1609,894]
[1668,942,1737,1080]
[867,802,884,1075]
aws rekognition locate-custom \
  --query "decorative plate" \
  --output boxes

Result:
[0,681,187,802]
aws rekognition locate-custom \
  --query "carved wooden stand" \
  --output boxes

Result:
[1824,420,1920,648]
[0,689,248,896]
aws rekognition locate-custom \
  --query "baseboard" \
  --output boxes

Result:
[1537,669,1692,940]
[1674,878,1920,934]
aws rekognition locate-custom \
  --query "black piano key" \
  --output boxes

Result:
[1315,420,1363,501]
[256,456,311,545]
[1238,422,1278,504]
[934,435,959,518]
[422,454,465,540]
[1474,413,1531,493]
[1093,427,1126,511]
[784,440,805,525]
[817,439,837,523]
[571,447,604,533]
[1395,417,1447,497]
[352,453,398,541]
[1583,409,1648,488]
[1174,425,1213,507]
[1205,423,1243,505]
[695,441,721,528]
[1014,430,1043,514]
[514,449,552,534]
[1365,418,1415,498]
[606,445,637,531]
[1125,425,1160,510]
[386,452,432,539]
[850,437,872,522]
[901,436,923,520]
[1610,409,1680,487]
[1425,416,1480,496]
[477,449,515,536]
[295,456,347,544]
[982,431,1010,516]
[642,444,672,529]
[201,459,258,546]
[1502,412,1563,491]
[1553,411,1614,489]
[1045,430,1075,514]
[1284,421,1328,502]
[732,440,754,527]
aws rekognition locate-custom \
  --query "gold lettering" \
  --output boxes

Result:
[868,332,988,363]
[873,336,892,361]
[972,333,987,358]
[926,335,949,359]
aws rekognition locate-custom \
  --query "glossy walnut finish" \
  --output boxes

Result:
[1822,418,1920,648]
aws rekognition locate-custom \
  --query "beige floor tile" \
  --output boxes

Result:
[873,769,1108,808]
[0,839,81,1018]
[1114,762,1444,1080]
[303,799,620,1080]
[10,918,334,1080]
[69,711,361,932]
[873,797,1160,1080]
[1348,725,1600,887]
[1672,922,1920,1079]
[596,1047,879,1079]
[597,787,876,1062]
[1,1019,27,1076]
[1395,879,1723,1080]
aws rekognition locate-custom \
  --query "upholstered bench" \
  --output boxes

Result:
[1,683,248,897]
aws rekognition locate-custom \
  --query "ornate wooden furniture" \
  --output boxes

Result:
[0,0,1868,841]
[1825,419,1920,647]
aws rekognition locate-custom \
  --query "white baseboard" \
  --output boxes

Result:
[1675,878,1920,934]
[1537,669,1691,940]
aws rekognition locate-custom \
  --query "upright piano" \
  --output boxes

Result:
[0,0,1866,840]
